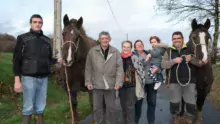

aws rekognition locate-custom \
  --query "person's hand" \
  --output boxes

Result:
[185,55,192,63]
[151,68,159,74]
[114,85,120,90]
[14,77,22,93]
[172,57,183,64]
[202,59,208,64]
[87,84,93,90]
[57,57,62,63]
[146,54,152,62]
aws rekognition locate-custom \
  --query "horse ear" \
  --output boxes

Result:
[204,19,211,30]
[63,14,70,27]
[76,17,83,29]
[191,18,198,31]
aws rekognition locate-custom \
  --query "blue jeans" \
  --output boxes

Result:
[21,76,48,115]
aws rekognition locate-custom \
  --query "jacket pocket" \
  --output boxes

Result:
[22,60,37,74]
[38,59,50,74]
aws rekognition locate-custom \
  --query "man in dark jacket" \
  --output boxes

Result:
[161,31,204,124]
[13,14,62,124]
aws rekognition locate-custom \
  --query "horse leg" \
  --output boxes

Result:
[195,87,209,124]
[70,91,79,124]
[88,91,95,124]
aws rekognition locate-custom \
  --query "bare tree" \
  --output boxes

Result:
[156,0,220,64]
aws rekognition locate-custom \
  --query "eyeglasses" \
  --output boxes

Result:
[33,21,43,24]
[172,37,182,40]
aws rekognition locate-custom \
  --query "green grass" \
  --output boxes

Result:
[0,53,91,124]
[209,64,220,109]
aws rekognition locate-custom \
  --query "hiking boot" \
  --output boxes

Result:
[148,121,155,124]
[178,116,186,124]
[184,115,194,124]
[172,115,179,124]
[22,115,32,124]
[34,114,44,124]
[195,111,202,124]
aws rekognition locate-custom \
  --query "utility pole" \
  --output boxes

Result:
[53,0,62,58]
[125,32,128,41]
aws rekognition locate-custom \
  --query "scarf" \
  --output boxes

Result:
[121,52,132,58]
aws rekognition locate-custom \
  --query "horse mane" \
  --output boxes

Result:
[69,19,98,61]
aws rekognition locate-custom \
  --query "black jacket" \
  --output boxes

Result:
[169,45,197,84]
[13,29,57,77]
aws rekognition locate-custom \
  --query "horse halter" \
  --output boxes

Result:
[62,36,81,66]
[190,37,207,58]
[62,35,80,52]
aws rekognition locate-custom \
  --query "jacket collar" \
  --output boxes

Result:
[30,28,43,36]
[170,43,187,50]
[95,45,116,53]
[132,50,148,56]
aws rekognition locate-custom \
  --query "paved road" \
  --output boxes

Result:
[79,85,220,124]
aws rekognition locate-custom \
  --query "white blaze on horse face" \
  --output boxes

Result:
[67,43,72,63]
[199,32,208,61]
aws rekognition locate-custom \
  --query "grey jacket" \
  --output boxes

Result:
[85,45,124,90]
[149,44,167,68]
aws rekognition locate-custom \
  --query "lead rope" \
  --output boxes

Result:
[167,49,171,87]
[64,67,74,124]
[62,36,75,124]
[167,51,191,87]
[176,55,191,87]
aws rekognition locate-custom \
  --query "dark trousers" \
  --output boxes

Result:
[135,98,143,124]
[145,83,157,123]
[119,87,136,124]
[135,83,157,123]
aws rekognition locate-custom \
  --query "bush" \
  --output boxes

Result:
[0,33,16,53]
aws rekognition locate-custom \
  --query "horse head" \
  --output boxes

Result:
[62,14,83,67]
[188,18,212,61]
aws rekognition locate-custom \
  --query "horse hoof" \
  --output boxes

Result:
[92,119,95,124]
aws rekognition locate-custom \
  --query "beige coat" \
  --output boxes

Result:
[85,45,124,90]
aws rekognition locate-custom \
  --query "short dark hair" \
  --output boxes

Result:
[134,39,144,49]
[122,40,133,48]
[30,14,43,23]
[149,36,161,43]
[99,31,111,38]
[172,31,184,39]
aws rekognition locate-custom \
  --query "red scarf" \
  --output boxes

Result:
[121,52,132,58]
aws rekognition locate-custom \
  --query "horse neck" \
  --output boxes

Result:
[77,37,92,60]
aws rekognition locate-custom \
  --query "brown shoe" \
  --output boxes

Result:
[22,115,32,124]
[178,116,186,124]
[195,111,202,124]
[185,115,194,124]
[34,114,44,124]
[172,115,179,124]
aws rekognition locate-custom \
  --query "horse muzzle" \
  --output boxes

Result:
[63,61,73,67]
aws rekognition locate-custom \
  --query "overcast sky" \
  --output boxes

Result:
[1,0,195,49]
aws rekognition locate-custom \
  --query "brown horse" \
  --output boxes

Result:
[61,14,97,124]
[183,18,214,124]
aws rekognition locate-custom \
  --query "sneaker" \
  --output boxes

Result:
[154,82,161,90]
[172,115,179,124]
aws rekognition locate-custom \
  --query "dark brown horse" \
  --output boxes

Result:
[61,14,97,124]
[183,18,214,124]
